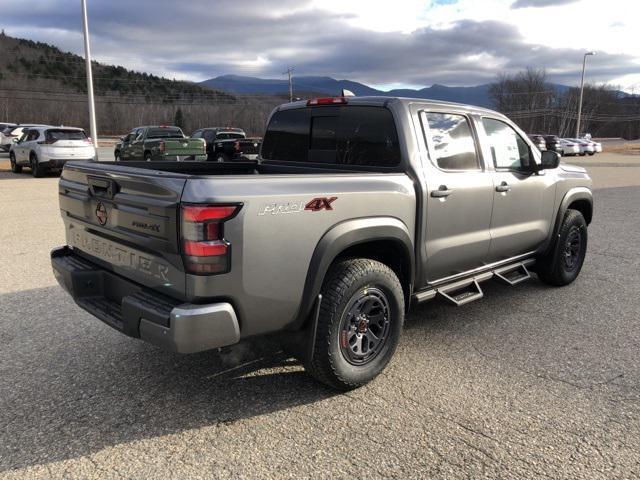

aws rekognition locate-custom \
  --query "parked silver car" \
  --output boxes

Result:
[567,138,596,156]
[557,139,581,156]
[10,126,96,177]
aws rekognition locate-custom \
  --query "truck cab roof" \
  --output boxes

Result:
[278,95,505,118]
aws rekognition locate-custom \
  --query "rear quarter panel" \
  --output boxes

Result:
[181,173,416,337]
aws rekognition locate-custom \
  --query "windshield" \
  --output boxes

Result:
[46,129,87,141]
[147,127,184,139]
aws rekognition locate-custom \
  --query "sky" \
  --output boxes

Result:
[2,0,639,91]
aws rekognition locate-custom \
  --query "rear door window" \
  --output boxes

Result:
[422,112,480,170]
[261,106,401,167]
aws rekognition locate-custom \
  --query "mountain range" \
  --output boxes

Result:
[197,75,498,107]
[200,75,586,108]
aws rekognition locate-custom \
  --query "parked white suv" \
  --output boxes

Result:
[9,126,96,177]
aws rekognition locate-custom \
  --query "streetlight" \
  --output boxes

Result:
[81,0,98,150]
[575,51,595,138]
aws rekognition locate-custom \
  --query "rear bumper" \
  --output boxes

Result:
[51,246,240,353]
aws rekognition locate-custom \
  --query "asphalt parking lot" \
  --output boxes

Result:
[0,151,639,479]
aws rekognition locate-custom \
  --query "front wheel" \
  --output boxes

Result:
[114,151,121,162]
[9,152,22,173]
[144,153,152,162]
[30,153,45,178]
[306,258,405,390]
[536,209,587,286]
[215,153,230,163]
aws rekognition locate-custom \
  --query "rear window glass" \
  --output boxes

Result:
[216,132,245,140]
[147,127,184,139]
[261,106,401,167]
[46,129,87,141]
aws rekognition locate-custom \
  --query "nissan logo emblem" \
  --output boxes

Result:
[95,201,108,226]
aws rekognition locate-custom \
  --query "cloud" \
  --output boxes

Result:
[2,0,638,88]
[511,0,580,8]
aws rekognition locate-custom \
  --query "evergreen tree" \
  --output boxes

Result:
[174,108,185,129]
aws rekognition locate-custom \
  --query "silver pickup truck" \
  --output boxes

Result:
[51,96,593,390]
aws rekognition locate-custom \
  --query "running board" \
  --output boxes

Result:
[436,272,492,307]
[411,259,536,306]
[493,262,531,286]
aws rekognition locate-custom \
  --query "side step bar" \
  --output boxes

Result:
[412,259,535,307]
[436,272,492,307]
[493,263,531,286]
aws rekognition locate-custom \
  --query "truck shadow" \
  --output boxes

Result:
[0,286,336,472]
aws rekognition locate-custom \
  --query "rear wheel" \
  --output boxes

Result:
[30,153,45,178]
[306,258,404,390]
[144,152,152,162]
[114,151,121,161]
[9,152,22,173]
[216,153,230,163]
[536,209,587,286]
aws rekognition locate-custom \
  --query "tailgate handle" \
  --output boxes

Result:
[88,176,118,199]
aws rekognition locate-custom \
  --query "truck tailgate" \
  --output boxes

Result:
[164,138,205,157]
[59,162,188,299]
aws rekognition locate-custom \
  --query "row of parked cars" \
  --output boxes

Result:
[527,134,602,157]
[113,125,261,162]
[1,122,262,177]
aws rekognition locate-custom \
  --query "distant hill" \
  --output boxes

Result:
[200,74,585,108]
[0,34,276,135]
[0,34,234,102]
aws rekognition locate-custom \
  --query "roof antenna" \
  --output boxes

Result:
[341,89,355,97]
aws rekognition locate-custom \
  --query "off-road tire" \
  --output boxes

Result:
[536,209,587,286]
[9,152,22,173]
[306,258,404,390]
[30,153,45,178]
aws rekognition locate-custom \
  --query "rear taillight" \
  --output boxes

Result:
[159,140,165,153]
[180,204,241,275]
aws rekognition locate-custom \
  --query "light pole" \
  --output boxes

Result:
[282,67,294,102]
[575,51,595,138]
[81,0,98,150]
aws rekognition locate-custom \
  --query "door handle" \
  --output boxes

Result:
[495,181,511,193]
[431,185,453,198]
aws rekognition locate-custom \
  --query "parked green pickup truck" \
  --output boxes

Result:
[114,126,206,161]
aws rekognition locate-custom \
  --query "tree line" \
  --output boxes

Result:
[489,68,640,139]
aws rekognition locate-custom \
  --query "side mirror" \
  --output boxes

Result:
[540,150,560,170]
